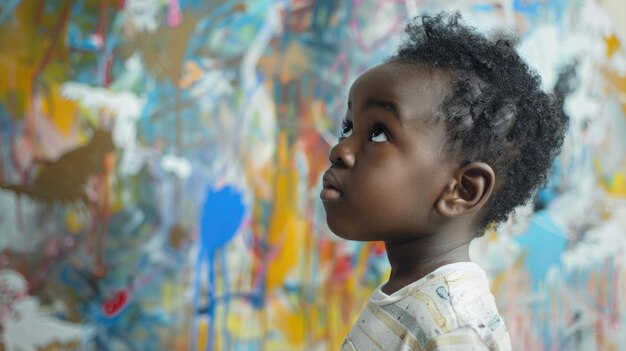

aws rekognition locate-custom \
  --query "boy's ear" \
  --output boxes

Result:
[435,162,495,218]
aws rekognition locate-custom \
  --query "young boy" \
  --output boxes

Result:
[320,12,567,351]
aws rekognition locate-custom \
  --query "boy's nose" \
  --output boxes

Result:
[329,142,355,168]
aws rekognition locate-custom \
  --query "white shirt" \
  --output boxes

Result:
[340,262,512,351]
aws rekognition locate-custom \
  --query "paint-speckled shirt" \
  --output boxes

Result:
[340,262,511,351]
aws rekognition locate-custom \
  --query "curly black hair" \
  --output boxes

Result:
[389,12,568,233]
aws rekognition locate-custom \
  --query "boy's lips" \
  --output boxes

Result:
[321,170,342,201]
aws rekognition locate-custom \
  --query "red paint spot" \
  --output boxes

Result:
[372,242,386,256]
[331,255,352,281]
[102,290,129,317]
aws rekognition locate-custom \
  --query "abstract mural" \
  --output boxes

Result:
[0,0,624,350]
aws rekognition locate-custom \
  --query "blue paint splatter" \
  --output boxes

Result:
[200,186,245,252]
[514,210,567,290]
[195,185,245,351]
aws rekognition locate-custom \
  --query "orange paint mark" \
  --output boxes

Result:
[372,241,386,256]
[259,41,311,85]
[601,67,626,115]
[179,60,203,88]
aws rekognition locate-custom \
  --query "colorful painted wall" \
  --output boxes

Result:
[0,0,625,350]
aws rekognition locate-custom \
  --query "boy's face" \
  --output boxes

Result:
[321,62,458,243]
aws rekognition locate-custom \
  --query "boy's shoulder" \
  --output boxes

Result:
[370,262,489,304]
[387,262,503,334]
[343,263,511,350]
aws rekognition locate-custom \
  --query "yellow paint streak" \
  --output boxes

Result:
[594,158,626,197]
[65,210,82,234]
[162,282,174,311]
[0,58,34,116]
[40,82,77,134]
[605,34,620,57]
[601,66,626,114]
[0,0,81,133]
[270,295,305,346]
[346,245,370,297]
[227,310,258,338]
[0,60,77,134]
[266,133,306,291]
[306,306,327,347]
[197,319,208,350]
[609,172,626,197]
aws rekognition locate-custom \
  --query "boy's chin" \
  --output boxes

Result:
[326,221,352,240]
[327,221,373,242]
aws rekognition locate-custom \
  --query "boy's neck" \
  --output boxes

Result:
[382,233,472,295]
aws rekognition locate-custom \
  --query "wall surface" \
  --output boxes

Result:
[0,0,625,350]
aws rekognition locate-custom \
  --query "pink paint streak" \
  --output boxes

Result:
[167,0,182,28]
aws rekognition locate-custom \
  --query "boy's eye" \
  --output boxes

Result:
[340,120,353,139]
[370,126,389,143]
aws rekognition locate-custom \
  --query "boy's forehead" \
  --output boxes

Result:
[351,62,449,92]
[348,62,451,122]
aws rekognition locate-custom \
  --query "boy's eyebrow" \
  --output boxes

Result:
[348,99,402,122]
[365,98,402,122]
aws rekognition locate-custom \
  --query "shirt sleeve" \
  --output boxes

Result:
[425,327,491,351]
